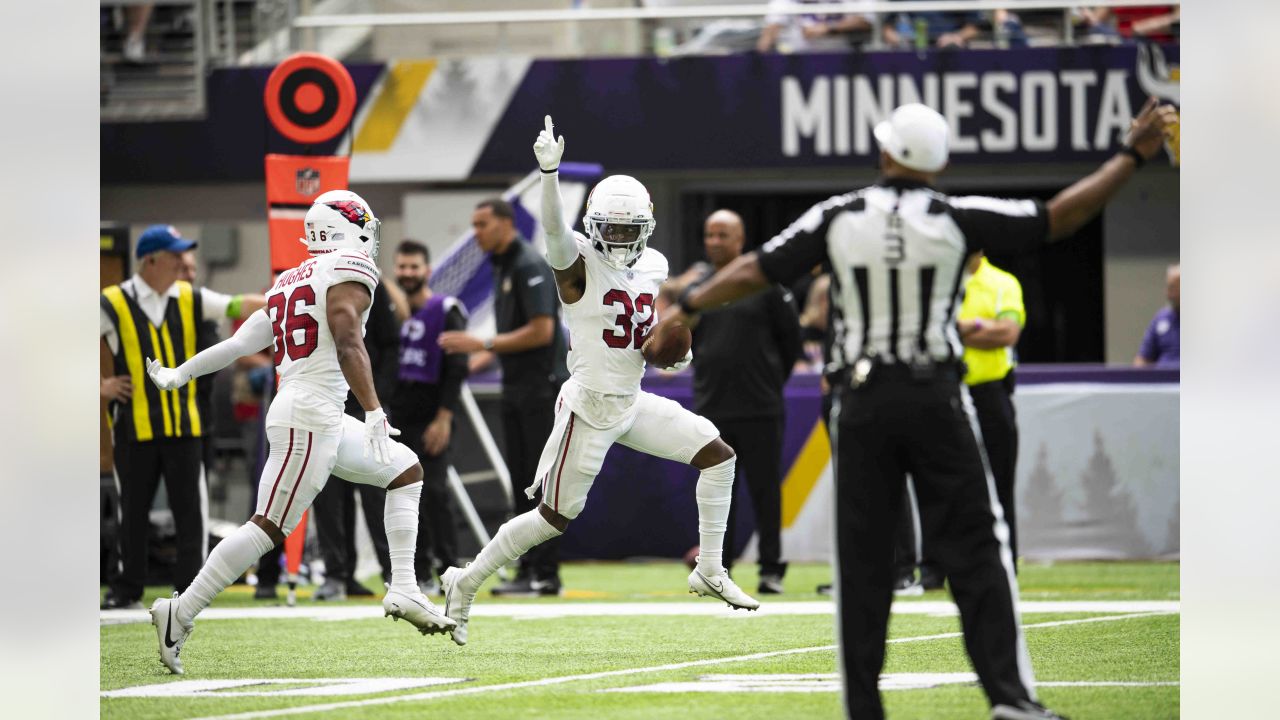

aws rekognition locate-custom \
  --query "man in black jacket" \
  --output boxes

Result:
[685,209,803,594]
[440,198,569,596]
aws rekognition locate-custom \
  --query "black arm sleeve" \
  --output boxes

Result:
[768,286,804,383]
[948,196,1050,256]
[437,305,470,415]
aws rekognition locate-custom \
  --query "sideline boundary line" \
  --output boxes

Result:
[190,611,1174,720]
[100,599,1181,626]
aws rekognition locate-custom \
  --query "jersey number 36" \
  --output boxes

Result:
[267,286,320,365]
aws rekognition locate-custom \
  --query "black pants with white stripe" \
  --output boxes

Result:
[832,366,1032,719]
[895,373,1021,579]
[110,437,206,601]
[968,374,1020,564]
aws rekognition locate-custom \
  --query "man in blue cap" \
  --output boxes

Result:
[100,225,264,609]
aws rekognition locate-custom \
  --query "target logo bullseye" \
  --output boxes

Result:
[264,53,356,144]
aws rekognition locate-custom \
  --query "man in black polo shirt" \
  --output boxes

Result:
[681,209,802,594]
[440,198,569,596]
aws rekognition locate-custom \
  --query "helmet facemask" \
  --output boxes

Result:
[586,217,652,269]
[583,175,656,269]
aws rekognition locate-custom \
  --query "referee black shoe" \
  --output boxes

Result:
[101,590,143,610]
[992,700,1069,719]
[490,576,539,598]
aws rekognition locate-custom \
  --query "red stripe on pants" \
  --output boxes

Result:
[553,414,575,512]
[264,428,295,517]
[278,431,313,528]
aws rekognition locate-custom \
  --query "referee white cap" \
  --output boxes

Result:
[874,103,950,173]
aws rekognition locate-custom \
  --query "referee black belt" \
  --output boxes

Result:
[834,358,965,389]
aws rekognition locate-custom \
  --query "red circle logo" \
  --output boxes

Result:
[264,53,356,145]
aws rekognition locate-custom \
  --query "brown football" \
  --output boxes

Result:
[642,316,693,368]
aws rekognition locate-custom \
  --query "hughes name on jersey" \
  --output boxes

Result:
[264,251,380,433]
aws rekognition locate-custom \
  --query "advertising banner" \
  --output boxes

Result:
[102,45,1178,184]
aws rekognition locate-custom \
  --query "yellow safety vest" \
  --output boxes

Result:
[958,258,1025,386]
[101,281,204,441]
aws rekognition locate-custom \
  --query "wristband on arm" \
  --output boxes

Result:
[677,286,700,319]
[1118,145,1146,169]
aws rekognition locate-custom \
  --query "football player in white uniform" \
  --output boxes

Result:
[440,117,759,646]
[144,190,455,674]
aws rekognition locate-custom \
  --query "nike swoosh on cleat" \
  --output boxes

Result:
[698,572,725,594]
[163,604,179,648]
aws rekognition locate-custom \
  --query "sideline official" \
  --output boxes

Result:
[671,100,1176,719]
[440,198,569,596]
[958,253,1026,566]
[100,225,264,609]
[684,209,802,594]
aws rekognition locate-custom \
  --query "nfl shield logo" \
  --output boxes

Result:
[296,168,321,196]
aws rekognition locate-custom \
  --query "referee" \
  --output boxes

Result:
[671,100,1176,720]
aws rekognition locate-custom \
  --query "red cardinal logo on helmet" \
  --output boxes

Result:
[327,200,371,228]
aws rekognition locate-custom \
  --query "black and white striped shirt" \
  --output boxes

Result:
[757,178,1048,371]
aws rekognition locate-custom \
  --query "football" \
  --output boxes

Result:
[642,316,693,368]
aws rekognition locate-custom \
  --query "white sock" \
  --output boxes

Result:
[384,482,423,594]
[177,522,274,625]
[695,456,736,576]
[461,509,562,594]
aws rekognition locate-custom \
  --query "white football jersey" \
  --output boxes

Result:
[562,233,669,396]
[264,251,380,433]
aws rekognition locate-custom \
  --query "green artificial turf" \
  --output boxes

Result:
[101,560,1179,720]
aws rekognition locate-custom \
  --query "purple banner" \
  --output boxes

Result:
[101,46,1179,185]
[474,44,1180,174]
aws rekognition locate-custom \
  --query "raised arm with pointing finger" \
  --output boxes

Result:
[535,115,589,305]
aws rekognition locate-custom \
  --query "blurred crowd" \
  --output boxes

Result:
[673,2,1179,56]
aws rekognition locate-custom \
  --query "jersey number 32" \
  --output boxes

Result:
[267,286,320,365]
[602,290,655,349]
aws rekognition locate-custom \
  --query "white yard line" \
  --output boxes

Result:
[189,611,1174,720]
[100,599,1180,626]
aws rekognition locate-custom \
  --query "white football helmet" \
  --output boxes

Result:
[301,190,382,260]
[583,175,655,269]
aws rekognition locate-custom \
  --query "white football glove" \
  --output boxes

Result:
[363,407,402,465]
[668,349,693,372]
[533,114,564,172]
[146,357,189,391]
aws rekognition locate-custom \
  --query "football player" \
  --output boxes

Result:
[144,191,455,674]
[440,116,759,646]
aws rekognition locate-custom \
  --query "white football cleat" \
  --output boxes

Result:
[382,587,456,636]
[688,560,761,611]
[440,566,475,646]
[149,592,193,675]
